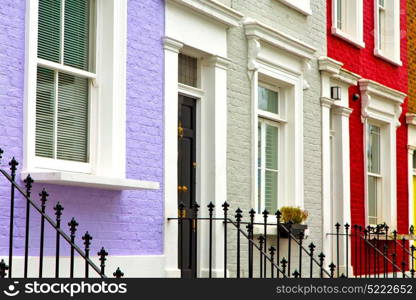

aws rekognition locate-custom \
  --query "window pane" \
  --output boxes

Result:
[57,73,89,162]
[178,54,198,87]
[36,67,56,158]
[258,122,262,212]
[368,125,380,174]
[265,170,278,213]
[64,0,91,71]
[413,152,416,169]
[258,86,278,114]
[368,176,378,225]
[257,168,262,213]
[265,124,278,170]
[378,8,385,50]
[258,122,262,167]
[38,0,61,63]
[337,0,342,29]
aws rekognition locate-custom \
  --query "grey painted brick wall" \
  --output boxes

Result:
[225,0,326,276]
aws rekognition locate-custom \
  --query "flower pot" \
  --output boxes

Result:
[279,223,308,239]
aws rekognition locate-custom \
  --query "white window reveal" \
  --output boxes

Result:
[331,0,364,48]
[23,0,159,190]
[367,124,382,226]
[257,85,283,213]
[374,0,402,65]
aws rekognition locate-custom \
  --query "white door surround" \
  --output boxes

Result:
[319,56,361,274]
[163,0,243,278]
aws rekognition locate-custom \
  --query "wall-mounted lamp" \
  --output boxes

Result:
[352,94,360,101]
[331,86,341,101]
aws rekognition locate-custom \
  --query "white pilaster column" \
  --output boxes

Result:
[408,145,416,230]
[333,106,353,227]
[321,96,334,266]
[333,105,353,275]
[199,55,230,277]
[387,122,398,228]
[163,37,183,277]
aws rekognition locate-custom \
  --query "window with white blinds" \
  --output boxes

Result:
[367,124,382,226]
[35,0,94,163]
[257,85,281,213]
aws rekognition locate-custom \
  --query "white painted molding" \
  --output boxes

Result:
[247,37,261,79]
[320,97,335,108]
[206,55,232,70]
[333,105,353,117]
[21,171,160,190]
[163,37,184,53]
[167,0,243,27]
[278,0,312,16]
[359,79,406,127]
[318,57,361,85]
[331,27,365,49]
[374,48,403,67]
[318,56,344,74]
[178,83,204,99]
[407,113,416,126]
[243,18,316,60]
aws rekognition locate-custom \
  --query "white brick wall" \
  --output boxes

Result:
[225,0,326,277]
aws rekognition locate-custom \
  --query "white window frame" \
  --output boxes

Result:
[256,83,285,213]
[34,0,97,173]
[366,123,383,226]
[331,0,365,48]
[24,0,128,180]
[374,0,402,66]
[360,79,406,229]
[278,0,312,16]
[254,75,294,219]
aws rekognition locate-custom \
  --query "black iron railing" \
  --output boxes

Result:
[170,202,416,278]
[0,148,124,278]
[348,224,413,278]
[170,202,332,278]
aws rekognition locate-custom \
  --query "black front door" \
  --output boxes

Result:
[177,95,197,278]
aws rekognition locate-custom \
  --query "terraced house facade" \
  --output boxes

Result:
[0,0,415,279]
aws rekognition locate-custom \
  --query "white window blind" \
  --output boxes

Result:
[257,86,280,213]
[35,0,93,163]
[367,124,381,226]
[178,54,198,87]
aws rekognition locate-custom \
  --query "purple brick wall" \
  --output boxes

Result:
[0,0,165,257]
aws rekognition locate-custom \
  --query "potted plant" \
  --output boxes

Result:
[278,206,308,239]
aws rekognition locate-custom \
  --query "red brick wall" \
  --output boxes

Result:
[327,0,409,233]
[408,0,416,113]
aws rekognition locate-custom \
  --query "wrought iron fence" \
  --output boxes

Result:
[170,201,416,278]
[0,148,124,278]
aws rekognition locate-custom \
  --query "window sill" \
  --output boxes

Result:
[21,171,160,191]
[374,49,403,67]
[331,27,365,49]
[277,0,312,16]
[253,224,310,238]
